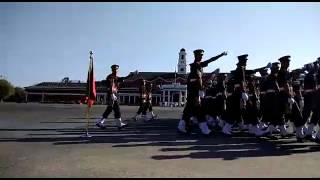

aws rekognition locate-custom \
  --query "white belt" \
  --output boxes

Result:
[227,93,233,96]
[234,84,241,88]
[266,89,276,93]
[216,92,223,96]
[304,89,314,93]
[260,91,266,95]
[205,96,216,99]
[279,87,285,91]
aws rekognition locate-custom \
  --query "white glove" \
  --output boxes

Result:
[241,93,249,101]
[299,100,304,110]
[111,94,117,101]
[288,97,295,105]
[198,96,201,104]
[199,90,205,98]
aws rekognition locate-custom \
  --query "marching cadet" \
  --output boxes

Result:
[273,56,292,137]
[200,75,218,127]
[241,63,272,132]
[312,58,320,143]
[144,82,157,121]
[203,79,218,128]
[242,71,266,137]
[222,54,249,136]
[276,56,305,142]
[133,79,148,121]
[257,67,270,130]
[96,64,128,131]
[222,73,236,129]
[287,69,304,134]
[222,54,255,135]
[263,62,282,138]
[302,63,318,140]
[177,49,228,136]
[291,69,304,109]
[202,71,219,115]
[215,73,229,129]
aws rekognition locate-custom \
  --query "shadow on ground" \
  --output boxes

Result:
[0,118,319,161]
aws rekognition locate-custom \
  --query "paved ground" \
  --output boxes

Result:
[1,103,320,178]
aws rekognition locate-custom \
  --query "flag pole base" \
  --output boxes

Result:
[80,131,92,138]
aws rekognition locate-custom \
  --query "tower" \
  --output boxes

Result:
[177,48,187,74]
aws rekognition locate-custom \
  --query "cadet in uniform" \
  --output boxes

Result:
[215,73,228,129]
[133,79,148,121]
[313,58,320,143]
[264,62,282,138]
[144,82,157,121]
[96,64,128,130]
[288,69,304,134]
[302,63,318,140]
[242,71,266,136]
[276,56,305,142]
[203,79,218,128]
[257,67,270,129]
[177,49,228,136]
[223,73,236,129]
[222,54,249,136]
[292,69,304,109]
[274,56,292,137]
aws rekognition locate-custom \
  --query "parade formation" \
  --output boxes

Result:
[95,49,320,144]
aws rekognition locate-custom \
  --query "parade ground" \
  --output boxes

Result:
[1,103,320,178]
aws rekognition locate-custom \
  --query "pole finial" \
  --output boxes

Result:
[89,51,94,61]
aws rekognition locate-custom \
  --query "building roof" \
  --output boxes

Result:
[125,72,188,81]
[24,71,224,92]
[125,71,222,81]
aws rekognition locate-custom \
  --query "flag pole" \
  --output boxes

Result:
[84,104,92,137]
[81,51,94,138]
[81,105,90,138]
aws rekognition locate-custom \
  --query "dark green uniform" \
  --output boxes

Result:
[136,80,147,116]
[302,66,318,139]
[180,49,227,134]
[224,61,246,125]
[102,73,124,119]
[242,74,260,126]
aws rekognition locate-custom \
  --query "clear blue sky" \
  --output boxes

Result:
[1,2,320,87]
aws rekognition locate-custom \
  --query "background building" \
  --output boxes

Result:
[24,48,310,106]
[25,49,217,106]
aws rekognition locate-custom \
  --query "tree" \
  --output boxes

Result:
[0,79,14,102]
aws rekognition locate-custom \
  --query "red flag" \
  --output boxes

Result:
[86,51,96,108]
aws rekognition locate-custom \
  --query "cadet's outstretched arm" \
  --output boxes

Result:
[202,51,228,66]
[252,62,272,73]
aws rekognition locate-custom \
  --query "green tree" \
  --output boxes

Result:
[0,79,14,102]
